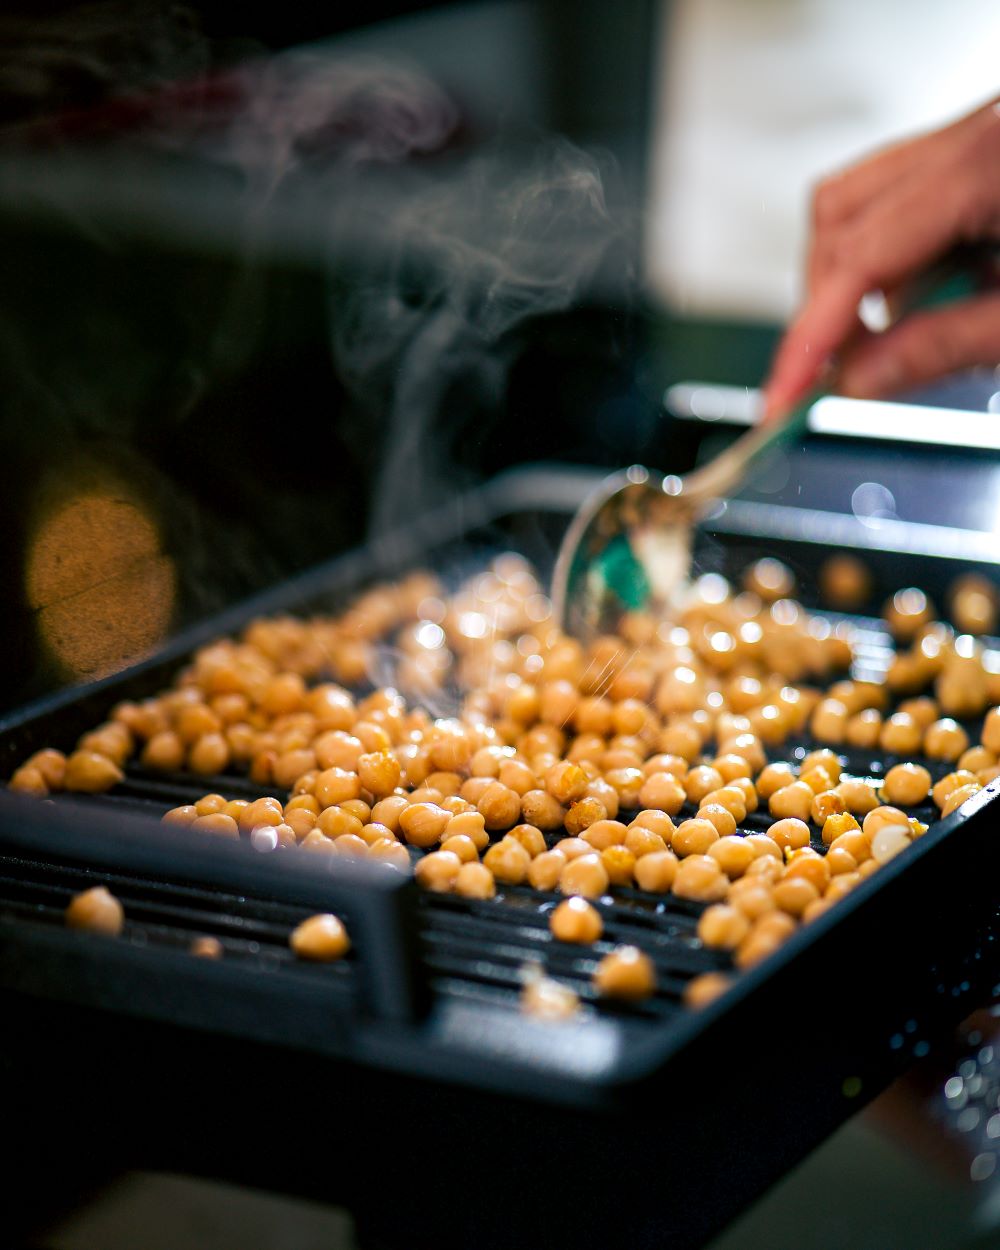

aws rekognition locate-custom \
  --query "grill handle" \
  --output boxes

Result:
[0,793,428,1024]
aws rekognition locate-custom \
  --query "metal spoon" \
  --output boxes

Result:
[551,390,818,641]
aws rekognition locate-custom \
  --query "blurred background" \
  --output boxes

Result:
[3,1,1000,1246]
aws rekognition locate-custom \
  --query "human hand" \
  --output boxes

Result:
[764,97,1000,416]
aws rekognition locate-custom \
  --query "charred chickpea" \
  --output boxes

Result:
[550,896,604,943]
[593,946,656,1001]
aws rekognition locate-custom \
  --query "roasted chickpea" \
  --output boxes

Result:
[941,782,982,818]
[684,766,724,806]
[559,852,610,899]
[593,946,656,1000]
[550,896,604,943]
[768,782,814,823]
[484,836,532,884]
[768,817,811,853]
[398,802,451,848]
[290,913,350,961]
[923,718,969,761]
[65,886,124,935]
[882,763,931,806]
[633,849,679,892]
[708,835,755,879]
[672,854,728,902]
[698,904,751,950]
[862,806,910,840]
[64,750,123,794]
[756,763,795,801]
[835,778,880,816]
[415,850,462,892]
[520,789,566,830]
[454,862,496,899]
[628,809,676,841]
[477,782,522,831]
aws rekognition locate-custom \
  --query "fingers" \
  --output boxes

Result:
[766,106,1000,413]
[836,292,1000,398]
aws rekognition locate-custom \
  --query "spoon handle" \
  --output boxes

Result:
[679,389,822,504]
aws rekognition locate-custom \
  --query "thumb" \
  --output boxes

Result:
[837,292,1000,398]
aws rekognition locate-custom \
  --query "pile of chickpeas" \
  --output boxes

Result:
[10,553,1000,1018]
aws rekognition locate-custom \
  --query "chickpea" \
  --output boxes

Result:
[316,807,364,841]
[756,763,795,801]
[870,824,911,864]
[332,832,369,859]
[729,776,759,813]
[768,818,810,853]
[923,718,969,761]
[697,803,738,839]
[163,804,198,827]
[454,861,496,899]
[559,853,610,899]
[799,765,835,796]
[190,810,238,840]
[554,837,593,861]
[142,730,185,772]
[744,855,784,884]
[729,880,776,921]
[826,846,858,876]
[879,713,922,756]
[290,913,350,962]
[65,886,124,936]
[551,896,604,943]
[23,747,67,790]
[415,850,462,893]
[884,587,933,641]
[882,763,932,806]
[768,782,814,823]
[820,553,871,611]
[828,828,870,864]
[477,781,521,831]
[9,765,47,796]
[959,745,996,773]
[783,849,830,893]
[563,796,608,835]
[810,698,849,744]
[845,709,882,749]
[941,782,982,818]
[443,811,490,852]
[821,814,861,849]
[982,707,1000,754]
[188,732,230,776]
[835,778,880,816]
[744,833,782,860]
[191,936,224,959]
[368,838,412,870]
[575,819,624,853]
[624,825,668,859]
[545,760,589,804]
[593,946,656,1001]
[684,971,733,1009]
[672,818,719,857]
[708,835,755,879]
[438,833,479,865]
[398,803,451,848]
[629,810,676,841]
[638,772,686,816]
[528,848,568,891]
[507,823,547,858]
[701,786,747,823]
[520,789,566,831]
[601,845,637,886]
[64,750,123,794]
[862,806,909,840]
[684,766,724,806]
[698,904,751,950]
[633,849,679,892]
[672,855,728,902]
[811,789,845,826]
[484,837,532,885]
